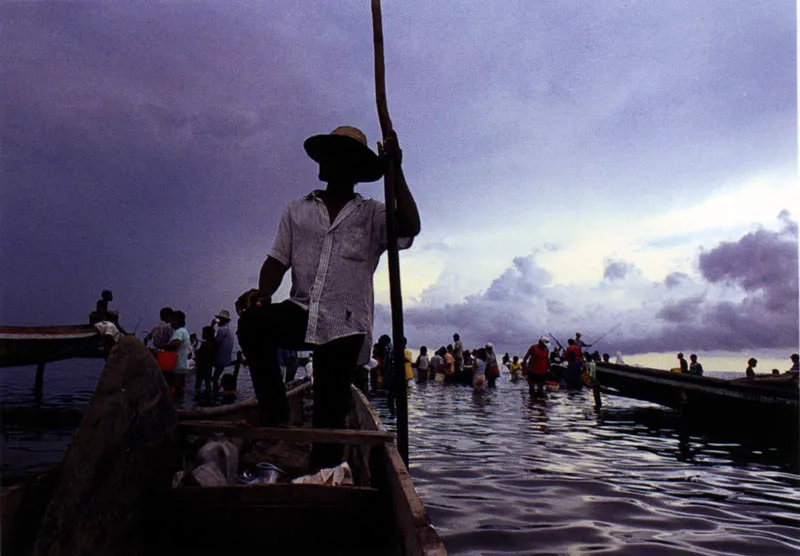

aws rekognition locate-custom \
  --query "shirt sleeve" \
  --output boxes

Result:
[267,204,293,266]
[373,201,414,254]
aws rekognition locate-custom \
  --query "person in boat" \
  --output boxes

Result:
[602,353,610,363]
[211,310,234,390]
[745,357,757,379]
[143,307,174,353]
[575,332,591,349]
[236,126,418,465]
[453,333,464,375]
[789,353,799,375]
[688,353,704,376]
[522,337,550,394]
[677,352,689,374]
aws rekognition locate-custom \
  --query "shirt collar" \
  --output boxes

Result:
[305,189,364,205]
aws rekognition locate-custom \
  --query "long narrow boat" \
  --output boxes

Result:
[593,362,799,434]
[0,324,104,368]
[18,336,445,556]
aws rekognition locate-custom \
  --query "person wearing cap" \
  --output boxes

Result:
[522,337,550,394]
[574,332,591,349]
[236,126,419,467]
[211,309,235,390]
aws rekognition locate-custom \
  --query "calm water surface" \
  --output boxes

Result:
[2,359,799,555]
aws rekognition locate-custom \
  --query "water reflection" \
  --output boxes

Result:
[373,379,800,555]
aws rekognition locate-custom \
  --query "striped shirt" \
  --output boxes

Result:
[268,190,413,346]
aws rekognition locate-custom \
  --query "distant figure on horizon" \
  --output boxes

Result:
[745,357,757,379]
[615,351,625,365]
[789,353,799,375]
[677,352,688,374]
[689,354,703,376]
[575,332,591,350]
[602,353,610,363]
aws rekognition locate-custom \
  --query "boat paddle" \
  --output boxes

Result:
[371,0,409,467]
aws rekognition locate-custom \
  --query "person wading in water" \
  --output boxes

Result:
[236,125,420,468]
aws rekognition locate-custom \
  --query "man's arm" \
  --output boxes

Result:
[379,132,421,238]
[258,256,288,302]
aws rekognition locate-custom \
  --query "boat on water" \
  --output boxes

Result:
[2,336,446,556]
[0,324,105,368]
[593,362,799,432]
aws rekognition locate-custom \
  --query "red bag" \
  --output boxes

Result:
[490,364,500,376]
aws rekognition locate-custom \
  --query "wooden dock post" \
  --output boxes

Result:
[593,385,602,410]
[34,362,45,398]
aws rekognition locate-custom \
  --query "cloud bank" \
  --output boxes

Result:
[381,214,799,356]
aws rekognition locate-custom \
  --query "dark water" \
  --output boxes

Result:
[2,360,799,555]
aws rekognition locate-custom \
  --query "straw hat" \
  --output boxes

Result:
[215,309,231,321]
[303,126,384,183]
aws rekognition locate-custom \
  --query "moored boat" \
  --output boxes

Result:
[593,362,799,433]
[0,324,104,368]
[11,336,445,556]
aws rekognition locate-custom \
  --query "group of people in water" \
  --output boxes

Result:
[141,306,237,399]
[362,331,607,404]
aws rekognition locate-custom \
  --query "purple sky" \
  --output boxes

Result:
[2,2,797,357]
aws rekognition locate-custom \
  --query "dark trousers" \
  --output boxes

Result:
[237,301,364,466]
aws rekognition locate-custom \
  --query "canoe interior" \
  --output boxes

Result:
[136,386,413,555]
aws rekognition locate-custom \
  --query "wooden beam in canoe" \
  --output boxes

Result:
[178,420,393,446]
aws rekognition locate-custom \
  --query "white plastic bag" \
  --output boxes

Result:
[195,439,239,483]
[291,462,354,486]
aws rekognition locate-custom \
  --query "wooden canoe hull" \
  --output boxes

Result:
[594,362,799,428]
[18,337,446,556]
[0,325,104,368]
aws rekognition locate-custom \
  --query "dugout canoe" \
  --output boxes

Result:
[593,362,799,431]
[0,324,104,368]
[23,336,445,556]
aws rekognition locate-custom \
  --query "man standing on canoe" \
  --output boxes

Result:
[236,126,420,466]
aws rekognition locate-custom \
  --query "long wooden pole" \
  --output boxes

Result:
[371,0,409,467]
